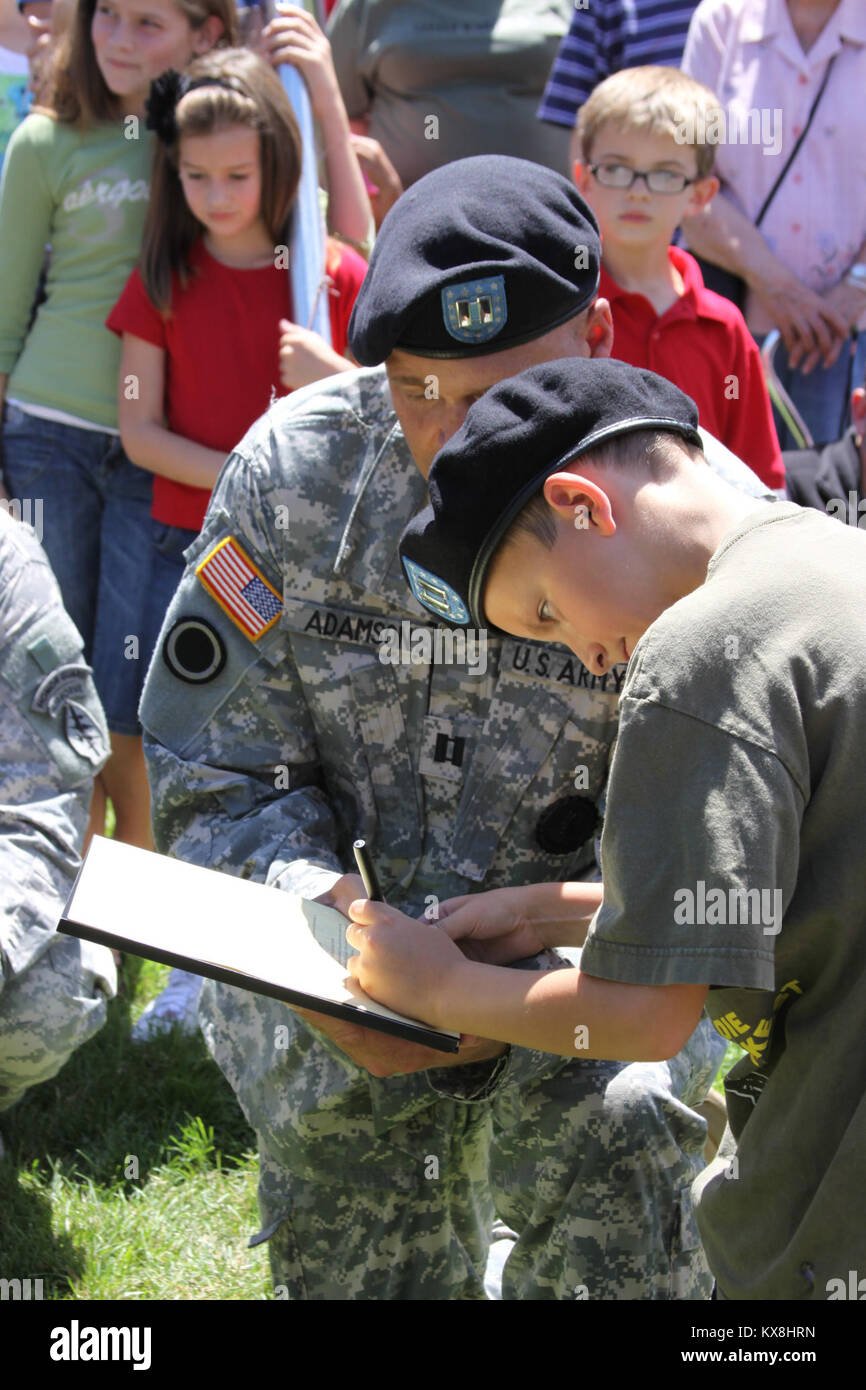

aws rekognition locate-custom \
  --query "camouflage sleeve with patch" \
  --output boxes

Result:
[0,511,109,981]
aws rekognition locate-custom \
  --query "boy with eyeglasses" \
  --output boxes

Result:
[572,66,784,491]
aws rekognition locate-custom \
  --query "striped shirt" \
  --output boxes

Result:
[538,0,700,127]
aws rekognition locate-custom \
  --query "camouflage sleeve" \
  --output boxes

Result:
[141,443,346,899]
[0,514,109,981]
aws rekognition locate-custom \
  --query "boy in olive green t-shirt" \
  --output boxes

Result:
[346,357,866,1301]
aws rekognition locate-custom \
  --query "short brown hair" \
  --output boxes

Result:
[575,66,723,180]
[501,430,705,553]
[139,47,302,312]
[47,0,238,126]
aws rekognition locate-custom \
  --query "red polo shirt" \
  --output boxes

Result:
[600,246,784,490]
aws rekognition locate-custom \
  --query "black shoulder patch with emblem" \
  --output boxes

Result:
[163,618,227,684]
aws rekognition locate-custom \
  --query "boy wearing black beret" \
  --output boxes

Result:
[347,356,866,1301]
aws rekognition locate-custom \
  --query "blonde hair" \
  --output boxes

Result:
[140,48,302,312]
[46,0,237,126]
[575,66,723,179]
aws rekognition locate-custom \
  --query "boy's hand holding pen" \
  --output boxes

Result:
[345,846,604,1030]
[346,839,469,1030]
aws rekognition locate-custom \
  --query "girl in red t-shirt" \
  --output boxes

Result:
[108,43,367,1040]
[108,44,367,645]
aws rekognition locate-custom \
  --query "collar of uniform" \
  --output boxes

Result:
[268,367,428,613]
[330,411,431,608]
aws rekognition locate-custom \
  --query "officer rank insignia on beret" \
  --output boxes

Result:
[442,276,507,346]
[196,537,283,641]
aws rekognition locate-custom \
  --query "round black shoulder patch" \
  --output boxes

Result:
[535,795,597,856]
[163,617,226,684]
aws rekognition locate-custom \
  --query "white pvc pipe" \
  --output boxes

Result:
[268,1,332,345]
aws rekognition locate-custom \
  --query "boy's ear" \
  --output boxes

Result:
[684,173,720,217]
[542,472,616,537]
[568,123,583,176]
[572,160,593,196]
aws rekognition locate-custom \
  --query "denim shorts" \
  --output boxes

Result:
[1,403,155,736]
[144,520,200,668]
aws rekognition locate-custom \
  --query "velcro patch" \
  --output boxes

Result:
[196,537,282,641]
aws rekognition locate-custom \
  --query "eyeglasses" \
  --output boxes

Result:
[589,163,697,195]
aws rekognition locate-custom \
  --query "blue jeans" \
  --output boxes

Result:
[759,329,866,450]
[1,404,155,735]
[144,520,199,670]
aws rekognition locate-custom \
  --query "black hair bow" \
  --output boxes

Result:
[144,69,189,146]
[145,70,240,145]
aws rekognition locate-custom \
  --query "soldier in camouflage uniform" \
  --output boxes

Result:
[141,157,763,1299]
[0,506,116,1124]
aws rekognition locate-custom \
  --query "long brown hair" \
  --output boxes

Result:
[140,47,303,312]
[47,0,238,126]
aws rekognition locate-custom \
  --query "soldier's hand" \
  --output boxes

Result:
[434,887,553,965]
[435,882,603,964]
[289,1003,505,1077]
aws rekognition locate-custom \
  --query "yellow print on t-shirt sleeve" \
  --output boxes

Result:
[711,979,803,1067]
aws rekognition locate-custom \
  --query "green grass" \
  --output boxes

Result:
[713,1042,741,1094]
[0,954,270,1300]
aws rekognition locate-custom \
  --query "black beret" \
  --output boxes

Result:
[399,358,702,628]
[348,155,601,364]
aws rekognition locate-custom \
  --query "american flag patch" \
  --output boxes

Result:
[195,537,283,641]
